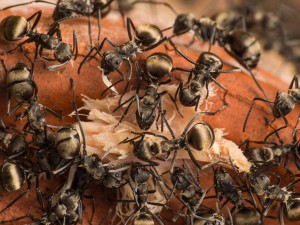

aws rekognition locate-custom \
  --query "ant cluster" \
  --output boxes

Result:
[0,1,299,225]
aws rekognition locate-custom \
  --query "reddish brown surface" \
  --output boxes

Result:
[0,6,299,225]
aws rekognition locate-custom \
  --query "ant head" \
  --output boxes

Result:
[101,51,123,75]
[196,52,223,78]
[173,13,195,34]
[290,89,300,104]
[171,167,193,190]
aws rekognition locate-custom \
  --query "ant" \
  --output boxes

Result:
[240,118,300,179]
[243,74,300,141]
[112,52,181,131]
[161,161,218,224]
[168,39,241,111]
[111,163,167,225]
[78,17,168,104]
[4,22,78,71]
[212,166,263,225]
[258,175,300,224]
[121,111,219,170]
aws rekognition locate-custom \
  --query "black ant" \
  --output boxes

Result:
[121,112,219,170]
[6,22,78,70]
[243,74,300,141]
[161,161,217,224]
[111,163,166,225]
[239,116,300,183]
[212,166,263,225]
[259,176,300,224]
[168,40,241,111]
[113,52,180,131]
[78,17,168,104]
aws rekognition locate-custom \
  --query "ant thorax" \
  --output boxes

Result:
[265,186,292,203]
[117,41,139,57]
[38,34,60,50]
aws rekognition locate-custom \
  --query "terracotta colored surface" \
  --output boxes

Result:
[0,5,299,225]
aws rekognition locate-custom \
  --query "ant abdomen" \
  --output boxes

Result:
[186,122,215,151]
[146,52,173,81]
[134,23,162,46]
[55,126,81,160]
[1,162,24,192]
[0,16,28,42]
[6,63,35,102]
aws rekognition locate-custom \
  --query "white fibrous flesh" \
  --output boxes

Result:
[71,83,251,221]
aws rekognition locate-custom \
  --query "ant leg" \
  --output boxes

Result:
[99,208,112,225]
[78,47,103,74]
[113,95,136,113]
[0,214,36,224]
[210,76,228,110]
[292,113,300,142]
[87,13,93,49]
[98,37,118,51]
[119,61,133,104]
[223,47,269,100]
[145,207,165,225]
[142,36,168,52]
[2,1,55,11]
[264,113,289,141]
[284,154,295,179]
[26,10,43,33]
[7,99,26,117]
[208,23,217,52]
[174,80,183,103]
[185,35,196,48]
[96,8,102,47]
[72,30,78,60]
[279,203,284,225]
[0,180,32,214]
[168,40,196,65]
[123,208,140,225]
[114,96,136,126]
[35,176,45,213]
[5,35,39,54]
[131,1,178,15]
[243,97,274,132]
[286,177,300,190]
[41,105,63,119]
[288,74,299,90]
[126,17,136,41]
[70,78,87,156]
